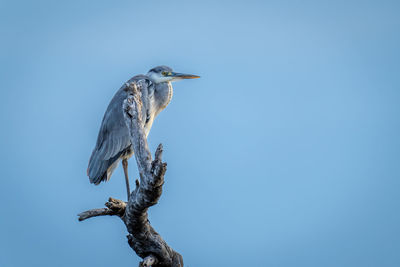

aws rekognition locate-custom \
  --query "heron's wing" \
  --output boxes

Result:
[87,75,153,184]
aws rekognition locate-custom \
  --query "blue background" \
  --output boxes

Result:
[1,1,399,266]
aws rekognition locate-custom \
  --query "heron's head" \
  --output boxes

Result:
[147,65,200,84]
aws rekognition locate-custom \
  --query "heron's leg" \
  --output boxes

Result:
[122,159,131,200]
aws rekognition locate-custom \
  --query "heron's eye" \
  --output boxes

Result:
[161,71,167,76]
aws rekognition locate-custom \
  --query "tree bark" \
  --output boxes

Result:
[78,81,183,267]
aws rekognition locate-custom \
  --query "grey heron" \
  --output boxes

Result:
[87,66,199,199]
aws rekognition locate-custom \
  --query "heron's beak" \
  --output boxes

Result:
[170,72,200,80]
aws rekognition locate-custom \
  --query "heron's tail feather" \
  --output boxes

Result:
[87,149,126,185]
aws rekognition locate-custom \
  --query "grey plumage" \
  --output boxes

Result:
[87,66,199,186]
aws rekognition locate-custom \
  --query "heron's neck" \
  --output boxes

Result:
[154,81,173,114]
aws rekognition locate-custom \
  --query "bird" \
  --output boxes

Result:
[87,66,200,199]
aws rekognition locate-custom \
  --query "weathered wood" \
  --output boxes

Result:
[140,255,158,267]
[78,81,183,267]
[78,197,126,221]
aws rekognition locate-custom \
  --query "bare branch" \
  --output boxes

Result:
[78,208,116,221]
[78,197,126,221]
[122,81,183,267]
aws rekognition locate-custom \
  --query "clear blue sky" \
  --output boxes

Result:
[1,0,399,266]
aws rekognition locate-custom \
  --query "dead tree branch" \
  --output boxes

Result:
[78,82,183,267]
